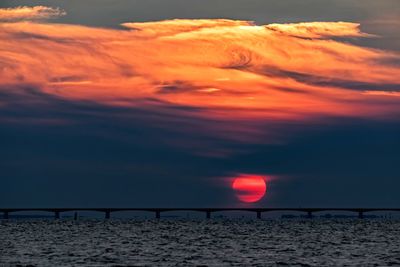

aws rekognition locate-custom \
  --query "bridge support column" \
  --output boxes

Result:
[358,211,364,219]
[155,210,161,219]
[307,211,313,219]
[206,211,211,219]
[54,211,60,219]
[257,211,262,219]
[3,211,9,219]
[74,212,78,221]
[105,211,111,219]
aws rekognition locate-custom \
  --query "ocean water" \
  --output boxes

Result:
[1,219,400,266]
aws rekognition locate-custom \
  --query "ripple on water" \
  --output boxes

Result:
[1,219,400,266]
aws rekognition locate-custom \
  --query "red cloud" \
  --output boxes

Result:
[1,9,400,151]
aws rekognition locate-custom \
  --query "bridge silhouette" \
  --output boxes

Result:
[1,208,400,219]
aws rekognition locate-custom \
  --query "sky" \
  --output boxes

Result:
[0,0,399,208]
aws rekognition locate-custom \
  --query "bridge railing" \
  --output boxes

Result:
[1,208,399,220]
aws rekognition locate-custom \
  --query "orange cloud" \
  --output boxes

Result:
[363,91,400,97]
[0,6,65,21]
[0,10,400,147]
[265,21,373,38]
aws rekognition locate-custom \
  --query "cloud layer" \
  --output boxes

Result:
[1,7,400,151]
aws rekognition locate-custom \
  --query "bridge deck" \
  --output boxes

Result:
[1,208,399,219]
[1,208,400,212]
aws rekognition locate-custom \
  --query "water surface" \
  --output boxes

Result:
[1,219,399,266]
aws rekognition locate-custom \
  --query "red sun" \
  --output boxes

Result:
[232,174,267,203]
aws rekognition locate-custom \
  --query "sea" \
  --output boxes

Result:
[1,219,400,266]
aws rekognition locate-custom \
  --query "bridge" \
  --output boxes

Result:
[1,208,400,220]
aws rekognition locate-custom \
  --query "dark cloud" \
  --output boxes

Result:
[8,31,81,45]
[157,81,202,94]
[258,67,400,92]
[1,86,400,207]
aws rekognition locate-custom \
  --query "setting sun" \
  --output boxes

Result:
[232,174,267,203]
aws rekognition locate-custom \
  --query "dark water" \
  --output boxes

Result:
[1,219,400,266]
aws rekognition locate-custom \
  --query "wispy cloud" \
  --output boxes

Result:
[265,21,374,38]
[363,90,400,97]
[0,6,65,21]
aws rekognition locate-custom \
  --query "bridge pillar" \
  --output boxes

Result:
[155,210,161,219]
[105,210,111,219]
[74,212,78,221]
[307,211,313,219]
[54,211,60,219]
[257,211,262,219]
[206,211,211,219]
[358,211,364,219]
[3,211,9,219]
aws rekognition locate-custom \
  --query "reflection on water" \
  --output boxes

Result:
[1,219,400,266]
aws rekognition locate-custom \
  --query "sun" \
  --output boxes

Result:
[232,174,267,203]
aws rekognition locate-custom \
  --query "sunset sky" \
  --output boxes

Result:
[1,0,399,207]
